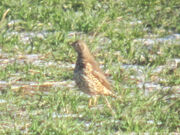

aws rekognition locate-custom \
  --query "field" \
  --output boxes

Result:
[0,0,180,134]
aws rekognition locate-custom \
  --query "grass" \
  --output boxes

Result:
[0,0,180,134]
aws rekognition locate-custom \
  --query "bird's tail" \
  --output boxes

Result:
[104,89,122,102]
[110,92,123,102]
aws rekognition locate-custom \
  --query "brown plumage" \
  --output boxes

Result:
[70,40,116,106]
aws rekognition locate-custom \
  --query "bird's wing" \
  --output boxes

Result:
[92,69,112,90]
[85,61,112,90]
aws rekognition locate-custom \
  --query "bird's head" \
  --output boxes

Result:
[70,40,87,54]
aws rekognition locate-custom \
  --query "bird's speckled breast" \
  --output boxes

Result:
[74,70,90,94]
[74,57,91,94]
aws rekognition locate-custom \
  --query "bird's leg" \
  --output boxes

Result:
[93,95,98,106]
[88,96,98,107]
[88,98,93,107]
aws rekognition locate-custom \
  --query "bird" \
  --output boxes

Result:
[70,40,117,107]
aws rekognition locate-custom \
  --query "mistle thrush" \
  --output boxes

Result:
[70,40,116,107]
